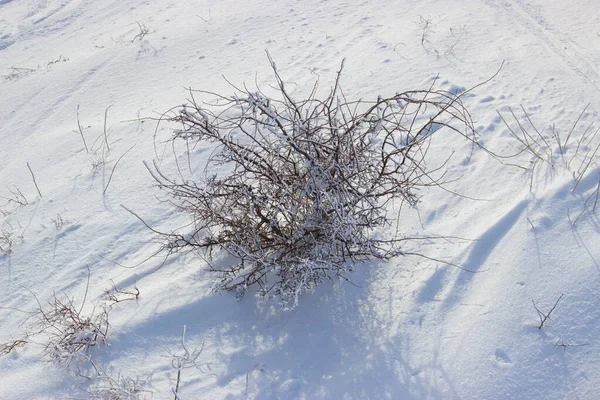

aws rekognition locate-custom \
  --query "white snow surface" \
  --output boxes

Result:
[1,0,600,399]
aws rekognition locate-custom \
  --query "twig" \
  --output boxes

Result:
[532,294,564,329]
[103,280,140,304]
[131,22,149,42]
[171,325,204,400]
[75,105,89,153]
[571,180,600,224]
[594,180,600,211]
[120,203,172,237]
[3,186,28,206]
[197,9,212,23]
[26,162,42,198]
[78,267,91,315]
[527,217,535,231]
[0,338,29,357]
[103,105,113,152]
[573,141,600,191]
[564,104,589,149]
[419,15,433,50]
[555,337,590,351]
[103,144,136,195]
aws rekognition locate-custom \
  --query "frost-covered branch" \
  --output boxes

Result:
[149,56,478,308]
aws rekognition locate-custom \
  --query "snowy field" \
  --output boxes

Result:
[1,0,600,398]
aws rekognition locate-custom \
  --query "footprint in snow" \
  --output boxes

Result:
[479,95,495,103]
[449,85,466,95]
[493,349,513,368]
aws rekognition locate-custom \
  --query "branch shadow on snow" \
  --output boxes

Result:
[102,260,458,399]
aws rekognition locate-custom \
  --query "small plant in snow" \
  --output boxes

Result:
[499,106,600,223]
[0,229,14,254]
[148,54,478,308]
[499,106,600,188]
[0,276,140,367]
[0,221,23,256]
[51,213,70,230]
[87,374,151,400]
[1,185,28,208]
[1,66,39,81]
[35,292,110,365]
[168,325,205,400]
[103,281,140,304]
[0,289,109,367]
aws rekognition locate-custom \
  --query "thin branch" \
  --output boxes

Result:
[103,105,113,152]
[26,162,42,198]
[75,105,89,153]
[555,337,590,351]
[103,144,136,195]
[532,294,564,329]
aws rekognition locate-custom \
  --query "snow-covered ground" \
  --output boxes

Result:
[1,0,600,398]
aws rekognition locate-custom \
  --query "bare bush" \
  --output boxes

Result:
[0,278,139,365]
[149,55,478,307]
[0,289,109,366]
[34,292,110,365]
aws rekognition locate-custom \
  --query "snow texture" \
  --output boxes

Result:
[1,0,600,398]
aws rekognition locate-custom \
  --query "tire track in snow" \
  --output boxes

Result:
[0,0,117,135]
[1,53,116,146]
[487,0,600,92]
[0,0,83,50]
[282,0,393,76]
